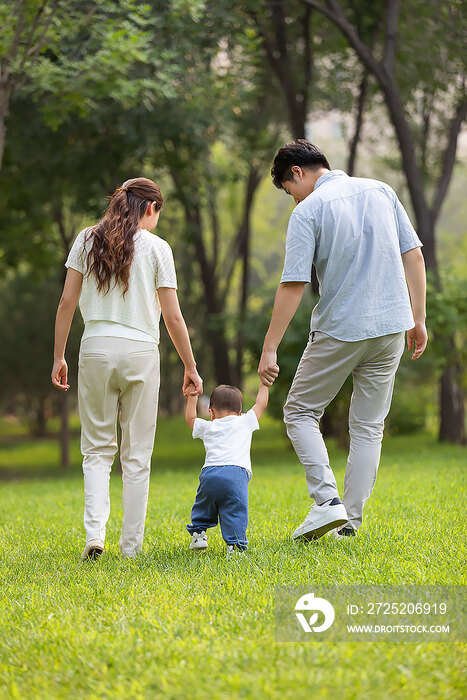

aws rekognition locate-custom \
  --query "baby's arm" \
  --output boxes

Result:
[252,382,269,421]
[185,384,198,430]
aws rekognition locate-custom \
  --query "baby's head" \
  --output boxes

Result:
[209,384,242,420]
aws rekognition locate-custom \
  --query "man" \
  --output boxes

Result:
[258,139,427,541]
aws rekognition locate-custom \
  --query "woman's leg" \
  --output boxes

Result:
[117,342,160,556]
[78,338,119,545]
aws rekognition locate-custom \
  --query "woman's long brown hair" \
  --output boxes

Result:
[84,177,163,297]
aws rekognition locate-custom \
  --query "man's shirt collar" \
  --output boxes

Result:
[314,169,348,191]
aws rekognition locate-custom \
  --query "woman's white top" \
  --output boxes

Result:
[81,320,155,343]
[65,228,177,343]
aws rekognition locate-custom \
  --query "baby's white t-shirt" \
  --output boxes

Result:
[65,227,177,342]
[192,409,260,473]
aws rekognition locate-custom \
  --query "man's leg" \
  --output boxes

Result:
[343,332,405,531]
[284,331,366,504]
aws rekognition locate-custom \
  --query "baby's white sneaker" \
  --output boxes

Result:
[226,545,245,559]
[189,531,208,551]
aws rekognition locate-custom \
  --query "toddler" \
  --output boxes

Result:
[185,382,268,557]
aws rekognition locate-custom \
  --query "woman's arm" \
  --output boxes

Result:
[51,268,83,391]
[158,287,203,395]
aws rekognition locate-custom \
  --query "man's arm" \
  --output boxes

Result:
[402,247,427,360]
[252,383,269,420]
[185,394,198,430]
[51,268,83,391]
[258,282,306,386]
[158,287,203,395]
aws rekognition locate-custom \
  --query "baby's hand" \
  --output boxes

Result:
[184,382,198,397]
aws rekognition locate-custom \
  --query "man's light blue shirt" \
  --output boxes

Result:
[280,170,423,341]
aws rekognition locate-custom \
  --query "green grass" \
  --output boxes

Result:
[0,418,465,699]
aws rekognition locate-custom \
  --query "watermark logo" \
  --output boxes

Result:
[295,592,335,633]
[276,586,465,642]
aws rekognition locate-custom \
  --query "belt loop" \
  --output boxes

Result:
[311,331,315,342]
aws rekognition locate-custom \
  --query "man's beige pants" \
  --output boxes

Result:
[284,331,405,531]
[78,336,160,556]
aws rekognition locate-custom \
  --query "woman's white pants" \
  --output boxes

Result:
[78,336,160,556]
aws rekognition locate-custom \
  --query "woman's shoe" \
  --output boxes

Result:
[81,538,104,560]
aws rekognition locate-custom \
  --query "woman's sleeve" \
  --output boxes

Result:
[65,230,87,274]
[155,240,178,289]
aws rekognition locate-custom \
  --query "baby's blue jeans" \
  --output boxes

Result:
[186,465,250,550]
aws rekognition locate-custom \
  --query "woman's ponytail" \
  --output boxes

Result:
[84,177,163,297]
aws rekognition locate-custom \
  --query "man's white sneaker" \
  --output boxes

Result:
[81,538,104,560]
[189,531,208,551]
[330,526,357,540]
[292,497,348,541]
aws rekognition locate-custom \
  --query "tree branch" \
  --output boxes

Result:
[302,0,385,85]
[431,97,467,220]
[5,0,26,63]
[382,0,399,76]
[18,0,59,75]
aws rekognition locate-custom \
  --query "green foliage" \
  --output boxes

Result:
[426,271,467,373]
[0,267,82,434]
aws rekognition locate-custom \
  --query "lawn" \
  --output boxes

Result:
[0,417,465,699]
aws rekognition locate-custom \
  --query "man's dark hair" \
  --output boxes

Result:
[271,139,331,189]
[210,385,242,413]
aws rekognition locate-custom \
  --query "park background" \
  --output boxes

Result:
[0,1,465,698]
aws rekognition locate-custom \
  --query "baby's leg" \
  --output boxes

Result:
[216,466,250,551]
[186,467,219,534]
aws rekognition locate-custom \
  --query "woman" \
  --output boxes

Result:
[51,177,202,560]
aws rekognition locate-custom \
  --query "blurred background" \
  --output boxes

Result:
[0,0,465,473]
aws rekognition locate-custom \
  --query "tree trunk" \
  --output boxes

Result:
[235,167,261,387]
[183,203,234,385]
[347,71,368,176]
[33,396,48,437]
[0,84,11,173]
[439,364,465,444]
[60,391,70,468]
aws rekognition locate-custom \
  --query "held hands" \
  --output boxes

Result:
[258,349,280,387]
[407,322,428,360]
[183,368,203,397]
[51,358,69,391]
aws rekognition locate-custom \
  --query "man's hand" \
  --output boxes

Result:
[183,369,203,396]
[258,349,279,387]
[51,358,69,391]
[407,321,428,360]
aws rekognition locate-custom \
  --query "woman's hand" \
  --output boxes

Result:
[183,368,203,396]
[51,358,70,391]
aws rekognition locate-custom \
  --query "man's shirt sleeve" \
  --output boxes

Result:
[394,195,423,254]
[280,211,315,283]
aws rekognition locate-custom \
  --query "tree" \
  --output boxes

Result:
[0,0,171,171]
